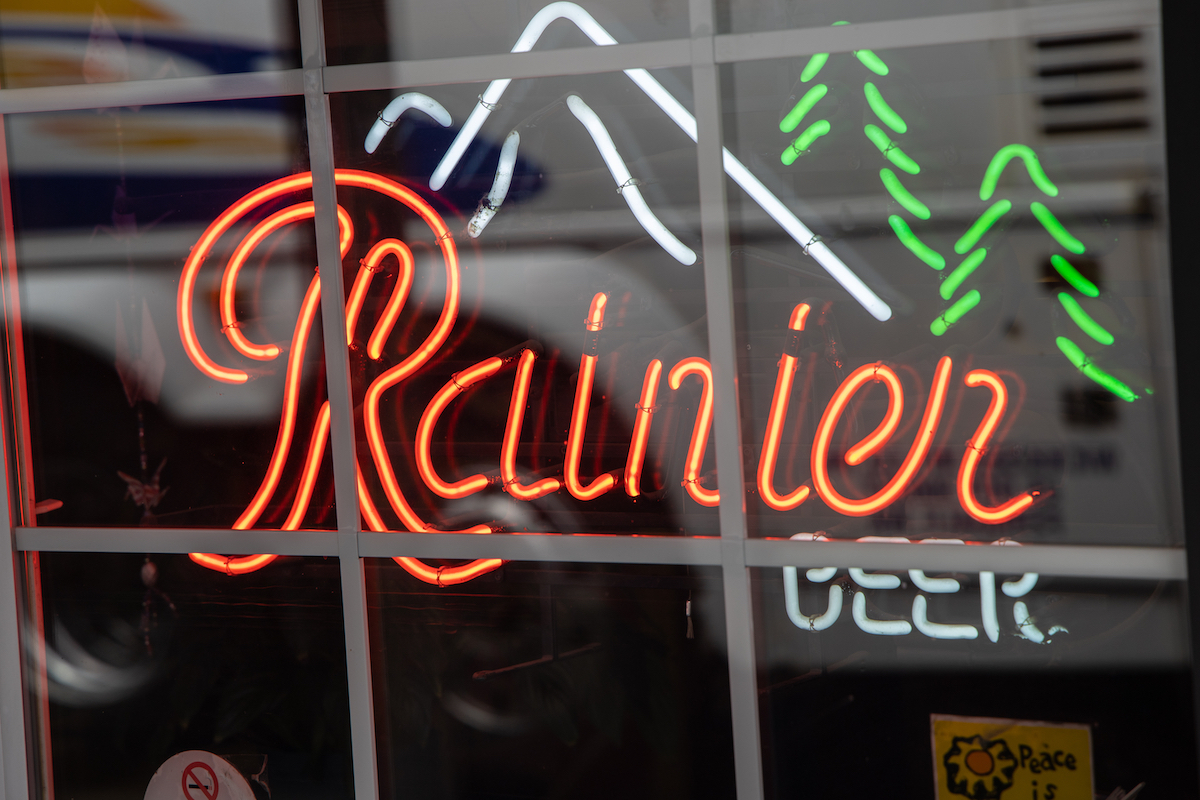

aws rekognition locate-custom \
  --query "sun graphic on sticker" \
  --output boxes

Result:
[943,735,1018,800]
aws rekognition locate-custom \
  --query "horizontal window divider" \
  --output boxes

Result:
[0,0,1152,115]
[712,0,1157,64]
[355,531,724,565]
[9,527,1185,578]
[743,539,1186,581]
[10,528,1185,579]
[322,38,694,94]
[0,69,305,115]
[14,526,340,557]
[323,0,1156,98]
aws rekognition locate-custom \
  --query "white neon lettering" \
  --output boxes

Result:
[912,595,979,640]
[1013,600,1047,643]
[425,1,892,320]
[566,95,697,265]
[910,571,960,593]
[980,571,1000,643]
[364,93,452,154]
[789,533,837,582]
[783,566,842,631]
[849,536,908,589]
[852,591,911,636]
[909,538,964,593]
[468,130,520,238]
[850,568,900,589]
[1002,572,1039,597]
[783,535,1052,645]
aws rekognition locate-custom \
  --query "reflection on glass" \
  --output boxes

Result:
[725,34,1175,545]
[323,0,688,65]
[22,553,352,799]
[718,0,1123,36]
[367,559,734,799]
[6,98,337,530]
[330,71,720,540]
[753,567,1196,798]
[0,0,299,89]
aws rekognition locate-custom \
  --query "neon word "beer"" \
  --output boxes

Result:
[783,535,1054,643]
[178,172,1040,583]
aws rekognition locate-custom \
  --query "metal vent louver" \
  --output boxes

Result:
[1033,29,1152,138]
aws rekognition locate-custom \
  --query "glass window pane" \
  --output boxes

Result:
[753,566,1196,797]
[0,0,300,90]
[322,0,689,65]
[5,97,338,530]
[723,28,1176,544]
[330,72,722,537]
[20,552,352,799]
[366,558,734,798]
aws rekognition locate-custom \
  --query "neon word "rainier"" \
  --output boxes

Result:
[177,171,1040,583]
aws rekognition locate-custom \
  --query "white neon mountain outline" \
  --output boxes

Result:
[379,1,894,322]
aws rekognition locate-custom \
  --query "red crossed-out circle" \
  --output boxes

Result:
[178,170,503,585]
[181,761,219,800]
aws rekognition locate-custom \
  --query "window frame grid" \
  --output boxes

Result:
[0,0,1184,798]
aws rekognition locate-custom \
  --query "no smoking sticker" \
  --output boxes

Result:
[182,762,218,800]
[143,751,253,800]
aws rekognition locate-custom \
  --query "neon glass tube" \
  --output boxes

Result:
[781,119,831,165]
[956,370,1038,523]
[864,82,906,133]
[852,592,911,636]
[758,303,812,511]
[567,95,696,265]
[625,359,663,497]
[1050,254,1099,297]
[564,293,620,500]
[889,215,944,269]
[1055,336,1139,401]
[954,199,1011,254]
[468,129,520,238]
[415,358,503,499]
[365,92,452,154]
[811,358,952,516]
[940,249,986,300]
[502,349,562,500]
[1058,293,1114,345]
[780,84,828,133]
[880,168,930,219]
[783,568,842,631]
[913,595,978,640]
[855,49,890,76]
[930,289,981,336]
[864,124,919,174]
[668,357,720,507]
[1031,201,1086,254]
[979,144,1058,201]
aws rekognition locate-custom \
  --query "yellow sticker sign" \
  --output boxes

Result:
[931,715,1093,800]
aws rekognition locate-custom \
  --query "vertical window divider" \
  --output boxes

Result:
[0,111,47,800]
[298,1,378,799]
[688,1,765,798]
[0,405,31,798]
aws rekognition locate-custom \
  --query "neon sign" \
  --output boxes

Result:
[178,172,1039,584]
[171,2,1152,613]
